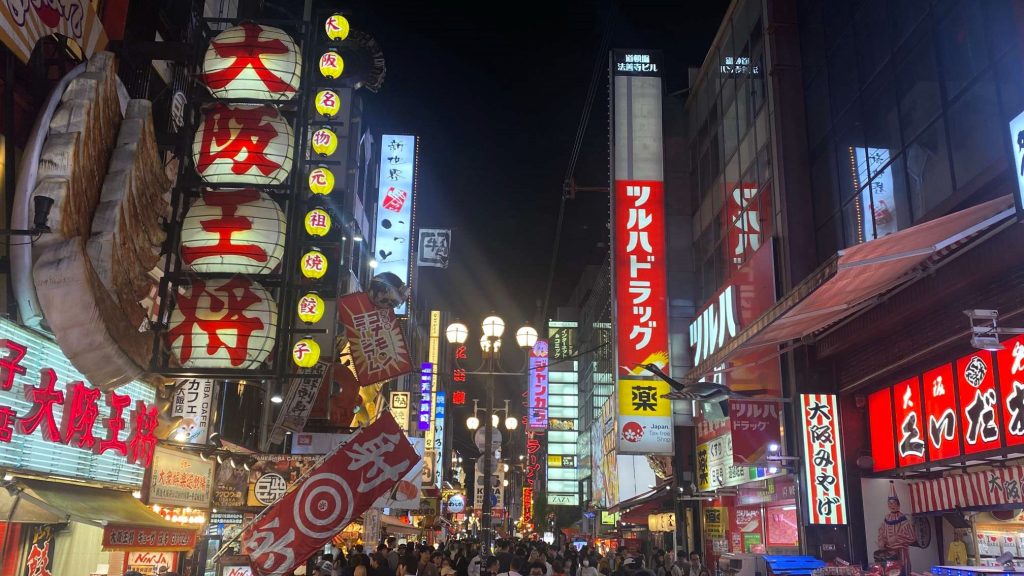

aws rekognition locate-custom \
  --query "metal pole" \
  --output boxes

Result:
[482,350,495,554]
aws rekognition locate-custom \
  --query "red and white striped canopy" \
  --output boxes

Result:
[910,464,1024,514]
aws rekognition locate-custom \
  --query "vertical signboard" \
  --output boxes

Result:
[922,364,960,461]
[390,391,411,432]
[434,391,446,489]
[955,351,1001,454]
[418,363,433,431]
[998,335,1024,447]
[375,135,418,315]
[892,377,926,467]
[610,49,672,455]
[801,394,847,524]
[529,340,549,430]
[170,378,214,444]
[1007,110,1024,221]
[868,388,896,472]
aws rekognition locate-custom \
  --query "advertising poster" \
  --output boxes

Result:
[170,378,214,444]
[246,454,320,507]
[729,400,781,465]
[374,134,417,315]
[213,463,250,508]
[144,446,215,508]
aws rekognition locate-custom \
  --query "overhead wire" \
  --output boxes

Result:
[540,1,616,323]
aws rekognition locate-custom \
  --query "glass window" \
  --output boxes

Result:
[842,195,870,246]
[806,70,831,149]
[737,77,751,139]
[823,1,853,49]
[817,215,842,261]
[888,0,930,48]
[834,105,866,203]
[984,0,1019,59]
[855,0,893,83]
[947,72,1001,190]
[998,50,1024,122]
[723,98,739,161]
[936,4,989,99]
[829,33,860,119]
[897,27,942,143]
[798,0,826,86]
[757,139,772,188]
[862,152,912,239]
[907,118,953,220]
[751,51,767,114]
[863,63,902,157]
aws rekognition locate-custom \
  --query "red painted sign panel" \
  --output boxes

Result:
[956,351,1001,454]
[998,335,1024,447]
[892,377,926,467]
[922,364,960,461]
[868,388,896,472]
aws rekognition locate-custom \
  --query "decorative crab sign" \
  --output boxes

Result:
[180,189,286,274]
[202,23,302,100]
[192,103,295,185]
[166,277,278,369]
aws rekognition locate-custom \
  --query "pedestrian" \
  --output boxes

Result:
[421,550,441,576]
[579,556,599,576]
[687,553,703,576]
[483,557,500,576]
[669,553,687,576]
[442,558,457,576]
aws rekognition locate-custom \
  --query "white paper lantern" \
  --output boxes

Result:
[193,103,294,185]
[180,189,287,274]
[166,277,278,369]
[202,23,302,100]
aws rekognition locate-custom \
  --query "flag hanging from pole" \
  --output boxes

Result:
[241,413,418,575]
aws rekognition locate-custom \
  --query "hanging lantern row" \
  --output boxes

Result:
[193,103,295,185]
[308,167,335,195]
[202,23,302,101]
[325,14,350,41]
[166,277,279,369]
[179,188,287,274]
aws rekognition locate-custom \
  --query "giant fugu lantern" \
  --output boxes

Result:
[202,23,302,100]
[180,189,287,274]
[193,103,294,185]
[166,277,278,369]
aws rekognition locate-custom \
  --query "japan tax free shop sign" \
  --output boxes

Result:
[0,318,157,486]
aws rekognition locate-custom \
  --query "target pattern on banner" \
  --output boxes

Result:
[293,473,354,538]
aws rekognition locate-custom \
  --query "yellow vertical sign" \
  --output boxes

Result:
[425,311,441,447]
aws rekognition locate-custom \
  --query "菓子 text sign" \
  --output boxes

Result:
[800,394,847,524]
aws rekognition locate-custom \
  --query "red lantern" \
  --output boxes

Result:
[180,189,286,274]
[166,277,278,369]
[202,23,301,100]
[192,103,294,185]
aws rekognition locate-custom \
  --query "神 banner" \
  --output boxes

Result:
[338,292,413,386]
[241,413,417,576]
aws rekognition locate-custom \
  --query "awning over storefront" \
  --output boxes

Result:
[909,464,1024,515]
[0,479,176,528]
[687,195,1016,382]
[381,514,421,536]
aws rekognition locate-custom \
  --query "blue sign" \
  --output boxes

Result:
[418,362,433,431]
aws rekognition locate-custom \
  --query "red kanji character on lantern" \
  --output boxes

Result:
[453,369,466,383]
[320,52,339,69]
[0,406,15,443]
[203,23,297,95]
[0,339,27,391]
[196,104,284,178]
[308,211,327,228]
[320,91,337,108]
[96,391,132,457]
[61,381,101,449]
[181,189,269,266]
[167,277,268,367]
[304,252,325,272]
[452,390,466,405]
[20,368,64,442]
[299,296,319,315]
[293,341,313,361]
[127,401,159,467]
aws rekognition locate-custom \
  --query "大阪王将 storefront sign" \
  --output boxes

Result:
[0,319,157,486]
[869,335,1024,472]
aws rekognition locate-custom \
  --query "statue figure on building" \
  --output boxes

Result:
[876,483,917,576]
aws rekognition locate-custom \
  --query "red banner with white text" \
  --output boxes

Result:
[338,292,413,386]
[241,413,417,576]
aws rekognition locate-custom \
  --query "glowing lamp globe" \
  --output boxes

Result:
[301,250,328,279]
[166,278,278,369]
[292,338,321,368]
[304,209,332,237]
[325,14,350,40]
[319,50,344,78]
[308,167,335,195]
[193,103,294,185]
[311,128,338,156]
[297,293,325,324]
[201,23,301,100]
[180,189,286,274]
[315,89,341,117]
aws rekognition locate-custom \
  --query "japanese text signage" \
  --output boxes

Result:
[617,378,672,452]
[417,228,451,269]
[870,337,1024,471]
[729,400,781,465]
[390,391,411,431]
[241,414,417,576]
[337,292,413,386]
[434,391,446,489]
[419,363,433,431]
[0,319,156,486]
[696,431,768,492]
[23,524,54,576]
[144,446,215,509]
[274,363,330,435]
[529,340,549,430]
[800,394,847,524]
[170,379,214,444]
[101,525,197,552]
[374,135,417,315]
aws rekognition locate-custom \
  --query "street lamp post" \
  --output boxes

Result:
[447,315,536,554]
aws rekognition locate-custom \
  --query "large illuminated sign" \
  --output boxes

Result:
[418,363,433,431]
[0,319,156,486]
[800,394,848,524]
[374,135,417,315]
[870,336,1024,472]
[1008,110,1024,221]
[434,391,446,489]
[528,340,549,430]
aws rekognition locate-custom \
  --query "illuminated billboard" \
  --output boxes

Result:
[374,134,418,315]
[609,49,673,455]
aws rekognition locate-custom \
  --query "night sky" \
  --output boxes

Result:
[350,0,730,325]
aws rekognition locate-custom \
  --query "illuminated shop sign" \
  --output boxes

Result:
[0,319,156,486]
[870,337,1024,471]
[529,340,549,430]
[419,363,433,431]
[800,394,847,525]
[374,134,417,315]
[1007,110,1024,220]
